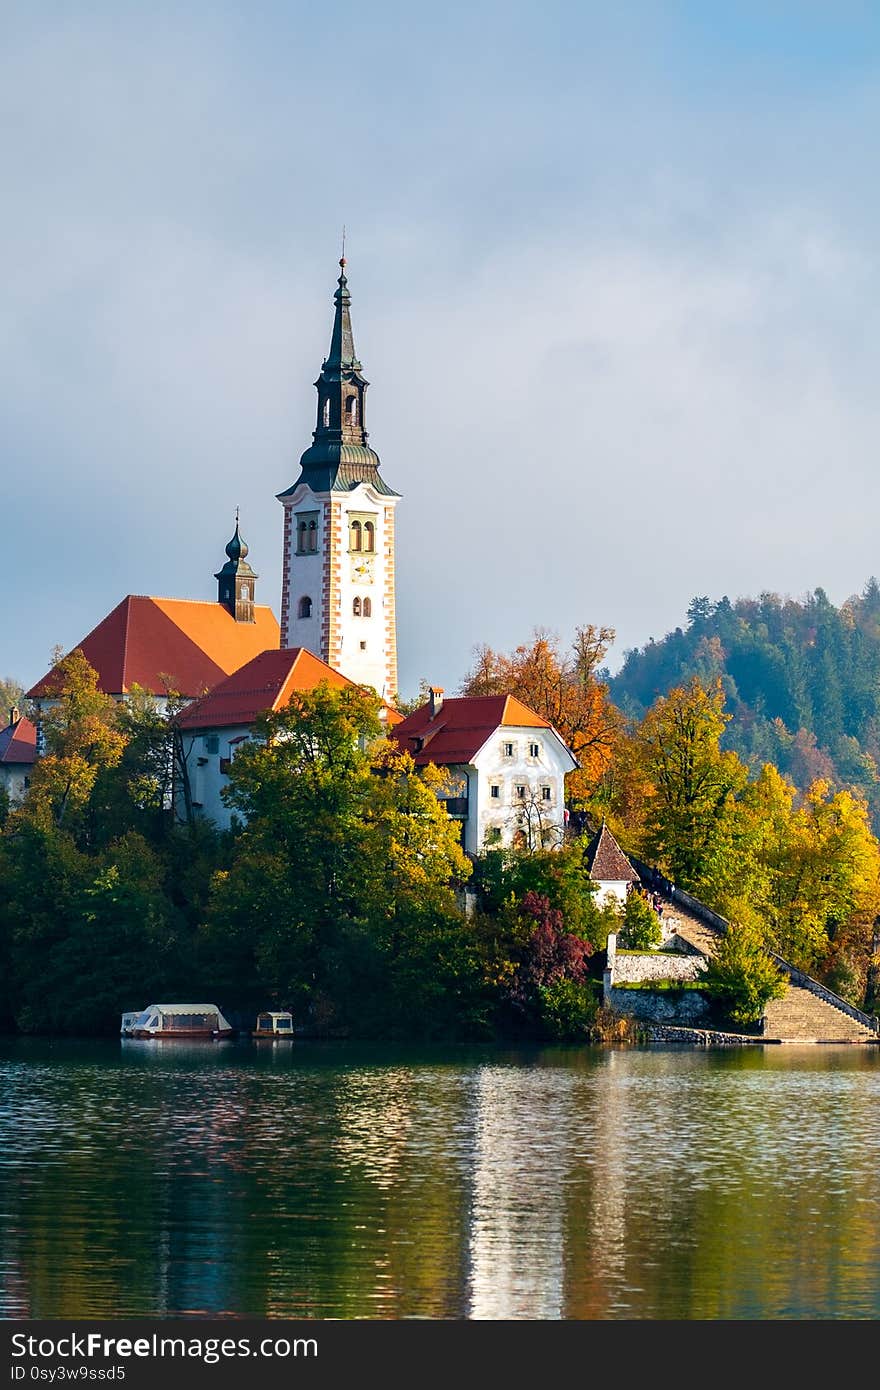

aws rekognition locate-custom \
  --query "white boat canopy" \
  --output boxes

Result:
[124,1003,233,1033]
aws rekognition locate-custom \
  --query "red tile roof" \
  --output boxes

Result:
[175,647,356,730]
[27,597,280,700]
[0,715,37,766]
[584,824,638,882]
[390,694,558,766]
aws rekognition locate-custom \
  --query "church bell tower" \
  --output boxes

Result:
[277,260,400,700]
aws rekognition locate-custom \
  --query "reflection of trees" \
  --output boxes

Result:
[4,1043,880,1320]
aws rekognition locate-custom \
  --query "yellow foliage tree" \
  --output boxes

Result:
[21,648,126,832]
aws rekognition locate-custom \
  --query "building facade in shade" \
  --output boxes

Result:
[277,259,400,701]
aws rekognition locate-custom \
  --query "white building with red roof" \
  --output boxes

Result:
[0,708,37,807]
[390,689,578,854]
[583,823,639,907]
[173,646,400,828]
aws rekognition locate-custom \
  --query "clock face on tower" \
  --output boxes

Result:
[351,555,375,583]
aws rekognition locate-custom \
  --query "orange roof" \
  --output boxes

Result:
[27,597,280,700]
[0,715,37,766]
[391,694,556,766]
[176,647,355,729]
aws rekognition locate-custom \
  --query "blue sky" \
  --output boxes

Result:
[3,2,880,697]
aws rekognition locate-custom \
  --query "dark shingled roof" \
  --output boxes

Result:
[584,824,638,883]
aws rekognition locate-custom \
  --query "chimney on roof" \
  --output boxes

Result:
[429,686,444,718]
[9,706,19,727]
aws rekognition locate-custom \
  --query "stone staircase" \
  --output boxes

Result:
[661,903,877,1043]
[762,985,877,1043]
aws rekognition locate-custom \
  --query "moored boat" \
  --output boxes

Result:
[121,1003,234,1039]
[252,1010,295,1039]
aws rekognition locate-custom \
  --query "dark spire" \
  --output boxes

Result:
[215,513,258,623]
[322,258,362,375]
[277,257,400,500]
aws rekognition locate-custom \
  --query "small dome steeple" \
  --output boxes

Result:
[225,512,249,563]
[214,510,258,623]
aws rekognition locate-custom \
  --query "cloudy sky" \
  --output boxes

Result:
[4,1,880,698]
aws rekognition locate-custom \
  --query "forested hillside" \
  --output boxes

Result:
[610,580,880,828]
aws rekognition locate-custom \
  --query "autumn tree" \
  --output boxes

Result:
[638,677,748,895]
[460,625,620,798]
[21,648,125,836]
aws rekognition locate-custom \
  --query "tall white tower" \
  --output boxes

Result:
[277,260,400,700]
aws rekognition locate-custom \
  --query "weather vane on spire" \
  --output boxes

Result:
[340,224,346,268]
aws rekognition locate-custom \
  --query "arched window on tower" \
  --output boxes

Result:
[298,596,312,619]
[346,396,358,425]
[322,398,331,427]
[297,519,308,553]
[350,520,362,552]
[308,519,317,552]
[353,597,362,617]
[364,521,375,553]
[363,597,372,618]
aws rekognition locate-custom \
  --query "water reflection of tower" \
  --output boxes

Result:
[564,1048,629,1318]
[465,1065,573,1319]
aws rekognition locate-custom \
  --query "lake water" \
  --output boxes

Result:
[2,1038,880,1320]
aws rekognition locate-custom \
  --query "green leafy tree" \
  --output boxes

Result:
[702,921,787,1027]
[202,683,475,1036]
[618,891,662,950]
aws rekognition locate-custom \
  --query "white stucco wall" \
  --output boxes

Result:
[593,880,630,909]
[177,724,253,830]
[466,726,575,854]
[282,482,399,699]
[0,764,31,806]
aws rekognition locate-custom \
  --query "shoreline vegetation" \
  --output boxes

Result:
[2,615,879,1042]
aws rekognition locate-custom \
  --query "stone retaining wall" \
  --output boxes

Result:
[606,931,707,985]
[605,985,710,1023]
[643,1024,764,1046]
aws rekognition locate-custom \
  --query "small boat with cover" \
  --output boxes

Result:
[121,1004,234,1039]
[252,1011,295,1039]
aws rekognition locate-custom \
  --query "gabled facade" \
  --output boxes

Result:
[584,823,639,907]
[0,709,37,807]
[173,646,399,829]
[277,260,400,701]
[391,689,578,854]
